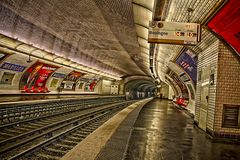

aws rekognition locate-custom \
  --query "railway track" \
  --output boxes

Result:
[0,100,135,159]
[0,99,123,143]
[0,96,125,125]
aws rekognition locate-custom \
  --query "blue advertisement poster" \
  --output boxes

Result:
[175,48,197,86]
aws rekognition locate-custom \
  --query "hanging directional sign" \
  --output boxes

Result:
[148,21,201,45]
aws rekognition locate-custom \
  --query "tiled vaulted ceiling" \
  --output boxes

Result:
[0,0,226,82]
[0,0,150,78]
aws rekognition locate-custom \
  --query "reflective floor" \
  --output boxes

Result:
[125,99,240,160]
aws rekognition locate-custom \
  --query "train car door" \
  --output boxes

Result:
[199,66,211,131]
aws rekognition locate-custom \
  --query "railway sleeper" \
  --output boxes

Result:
[70,133,87,139]
[84,125,98,130]
[81,127,94,132]
[44,147,67,156]
[89,124,103,128]
[36,153,60,160]
[4,128,23,134]
[36,121,51,125]
[60,139,78,146]
[78,130,92,135]
[52,143,73,150]
[0,132,16,138]
[12,126,30,132]
[27,122,45,128]
[65,136,82,142]
[20,124,39,130]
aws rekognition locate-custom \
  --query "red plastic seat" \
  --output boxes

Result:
[22,86,30,93]
[38,87,44,93]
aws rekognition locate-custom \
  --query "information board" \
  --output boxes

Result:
[148,21,201,45]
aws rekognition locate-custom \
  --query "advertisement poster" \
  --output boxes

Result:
[175,48,197,86]
[207,0,240,55]
[20,61,58,91]
[77,78,88,90]
[62,71,84,90]
[50,78,59,88]
[84,77,101,92]
[169,71,189,99]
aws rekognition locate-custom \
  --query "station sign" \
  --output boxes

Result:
[0,62,26,72]
[148,21,201,45]
[52,72,66,79]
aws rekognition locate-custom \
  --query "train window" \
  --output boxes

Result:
[0,72,15,85]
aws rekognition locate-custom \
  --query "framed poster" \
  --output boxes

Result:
[20,61,58,91]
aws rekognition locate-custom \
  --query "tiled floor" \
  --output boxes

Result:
[125,99,240,160]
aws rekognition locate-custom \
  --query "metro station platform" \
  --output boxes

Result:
[62,98,240,160]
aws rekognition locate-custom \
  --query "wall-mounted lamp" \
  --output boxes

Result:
[26,55,32,63]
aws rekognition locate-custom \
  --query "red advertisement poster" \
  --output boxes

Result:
[169,71,189,100]
[20,61,58,93]
[84,76,101,92]
[207,0,240,55]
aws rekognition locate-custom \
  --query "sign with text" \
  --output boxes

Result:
[176,49,197,86]
[0,62,26,72]
[148,21,201,45]
[52,72,66,79]
[207,0,240,56]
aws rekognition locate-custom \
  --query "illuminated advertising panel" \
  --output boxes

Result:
[62,71,84,90]
[207,0,240,55]
[84,76,101,92]
[77,78,88,90]
[175,48,197,86]
[169,71,189,99]
[148,21,201,45]
[20,61,58,91]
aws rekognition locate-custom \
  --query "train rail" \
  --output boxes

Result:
[0,96,125,124]
[0,99,135,159]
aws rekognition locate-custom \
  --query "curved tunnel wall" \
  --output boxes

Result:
[0,50,111,94]
[124,79,156,99]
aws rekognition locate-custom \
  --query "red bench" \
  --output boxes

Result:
[176,98,187,107]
